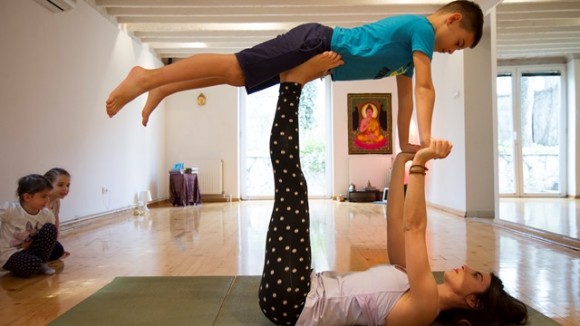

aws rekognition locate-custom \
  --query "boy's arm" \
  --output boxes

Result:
[413,51,435,148]
[396,75,420,153]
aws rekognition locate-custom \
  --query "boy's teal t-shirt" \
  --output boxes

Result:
[330,15,435,81]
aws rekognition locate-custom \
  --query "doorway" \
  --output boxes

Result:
[240,79,332,199]
[496,66,567,197]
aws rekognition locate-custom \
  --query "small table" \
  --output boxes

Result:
[348,190,382,202]
[169,172,201,206]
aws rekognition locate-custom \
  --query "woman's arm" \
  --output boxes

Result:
[386,152,414,267]
[404,140,452,323]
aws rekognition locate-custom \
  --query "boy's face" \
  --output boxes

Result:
[434,13,475,54]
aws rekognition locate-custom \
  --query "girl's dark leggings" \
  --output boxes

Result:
[3,223,58,278]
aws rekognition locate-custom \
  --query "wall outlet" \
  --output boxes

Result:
[101,186,108,194]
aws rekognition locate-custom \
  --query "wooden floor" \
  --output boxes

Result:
[1,199,579,326]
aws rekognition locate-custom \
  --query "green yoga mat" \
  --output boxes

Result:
[50,274,559,326]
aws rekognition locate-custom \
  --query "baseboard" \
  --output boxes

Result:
[201,194,238,202]
[60,198,170,233]
[59,206,134,234]
[473,218,580,251]
[427,202,466,218]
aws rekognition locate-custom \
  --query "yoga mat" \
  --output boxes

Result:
[50,274,559,326]
[50,276,236,326]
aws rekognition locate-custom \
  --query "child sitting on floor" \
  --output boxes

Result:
[0,174,58,277]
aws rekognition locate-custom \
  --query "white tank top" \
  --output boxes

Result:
[296,265,409,326]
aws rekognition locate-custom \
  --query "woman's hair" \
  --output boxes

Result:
[437,0,484,48]
[436,273,528,326]
[17,174,53,200]
[44,167,71,183]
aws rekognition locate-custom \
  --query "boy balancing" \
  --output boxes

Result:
[106,0,483,152]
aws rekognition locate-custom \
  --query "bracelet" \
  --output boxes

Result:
[410,165,428,172]
[409,165,428,175]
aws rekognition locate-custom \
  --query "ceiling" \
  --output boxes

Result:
[87,0,580,62]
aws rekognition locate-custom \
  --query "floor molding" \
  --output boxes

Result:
[472,217,580,251]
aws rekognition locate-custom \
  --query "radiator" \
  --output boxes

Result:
[348,156,391,191]
[184,159,223,195]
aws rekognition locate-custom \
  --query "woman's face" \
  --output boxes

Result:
[51,175,71,199]
[444,265,492,300]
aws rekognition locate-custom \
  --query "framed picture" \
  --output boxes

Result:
[347,93,393,154]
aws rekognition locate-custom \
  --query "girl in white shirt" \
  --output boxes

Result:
[0,174,58,277]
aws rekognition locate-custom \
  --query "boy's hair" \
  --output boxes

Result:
[17,174,53,199]
[437,0,484,48]
[44,167,71,183]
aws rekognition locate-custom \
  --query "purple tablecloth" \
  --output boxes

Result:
[169,173,201,206]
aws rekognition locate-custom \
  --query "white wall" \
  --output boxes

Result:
[427,13,496,218]
[429,53,468,214]
[0,0,167,222]
[331,79,399,196]
[462,17,496,218]
[567,58,580,197]
[164,86,239,198]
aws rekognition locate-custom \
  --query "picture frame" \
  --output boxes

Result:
[347,93,393,154]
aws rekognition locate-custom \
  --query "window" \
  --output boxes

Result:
[240,79,332,199]
[497,66,567,196]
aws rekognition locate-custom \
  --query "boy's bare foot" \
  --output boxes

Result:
[106,66,149,118]
[141,87,165,126]
[280,51,344,85]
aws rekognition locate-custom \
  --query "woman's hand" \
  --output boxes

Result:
[414,138,452,164]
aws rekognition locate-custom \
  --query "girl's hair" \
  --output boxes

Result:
[17,174,53,199]
[44,167,71,183]
[436,273,528,326]
[437,0,484,48]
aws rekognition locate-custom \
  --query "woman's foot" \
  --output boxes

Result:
[280,51,344,85]
[106,66,149,118]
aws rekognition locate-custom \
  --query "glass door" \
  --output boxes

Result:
[240,79,332,199]
[497,66,567,197]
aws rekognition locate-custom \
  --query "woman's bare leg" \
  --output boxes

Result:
[106,53,243,118]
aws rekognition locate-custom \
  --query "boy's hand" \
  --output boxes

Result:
[400,142,421,153]
[420,138,431,148]
[396,152,415,162]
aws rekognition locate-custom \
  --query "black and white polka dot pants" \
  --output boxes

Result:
[3,223,58,278]
[259,82,312,325]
